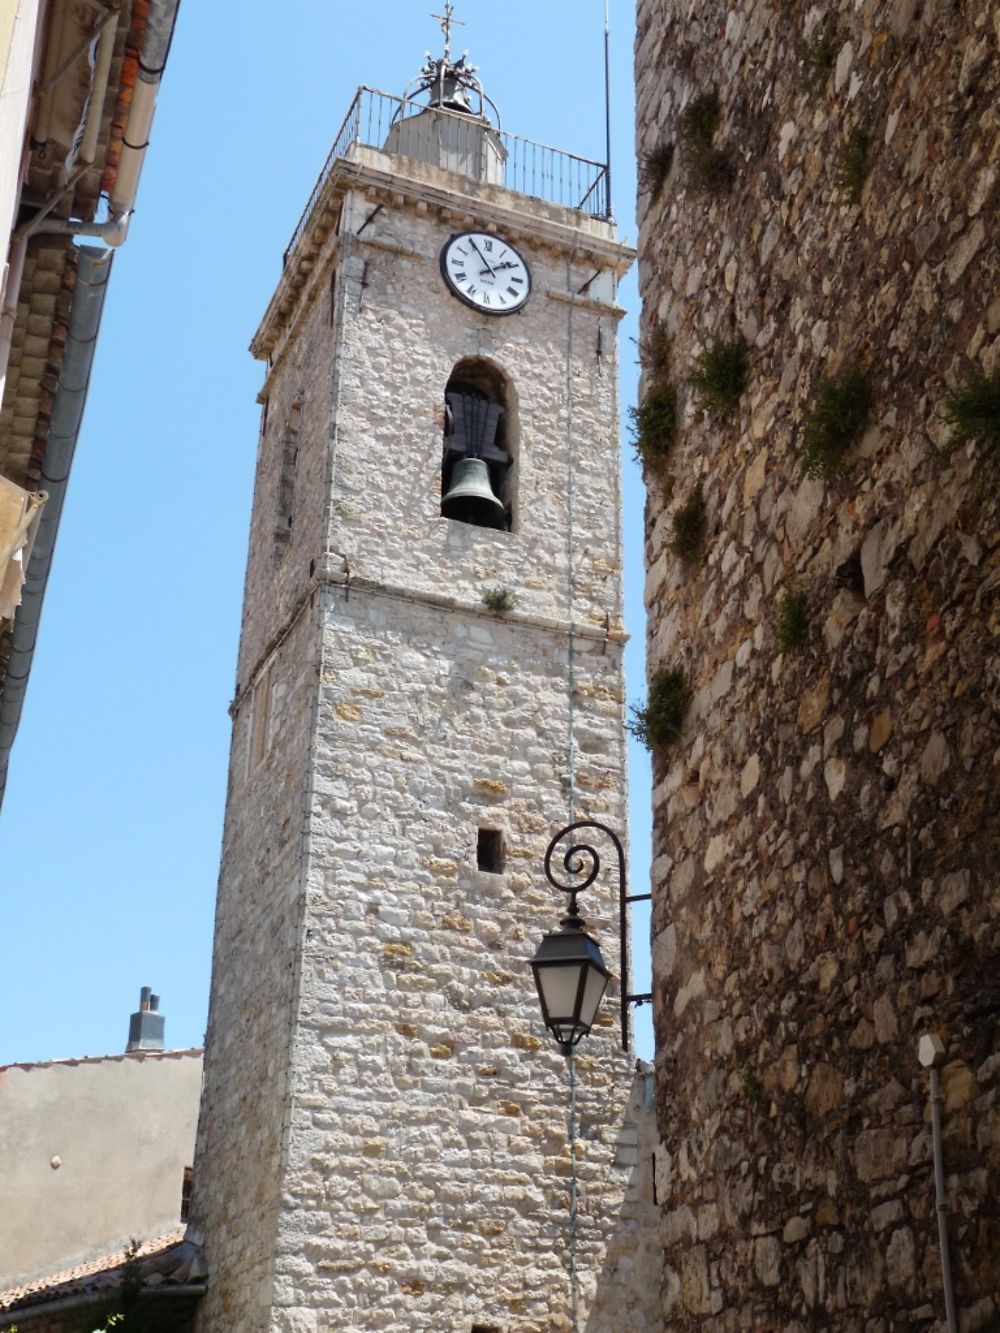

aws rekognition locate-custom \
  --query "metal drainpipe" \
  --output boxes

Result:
[0,245,112,807]
[29,0,181,247]
[919,1033,959,1333]
[78,3,121,168]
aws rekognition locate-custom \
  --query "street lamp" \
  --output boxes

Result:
[530,819,651,1053]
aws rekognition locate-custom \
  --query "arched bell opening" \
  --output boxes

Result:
[441,358,515,531]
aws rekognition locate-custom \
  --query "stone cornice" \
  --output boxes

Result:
[251,146,635,362]
[231,567,627,720]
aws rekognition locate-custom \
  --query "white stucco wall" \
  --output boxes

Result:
[0,1049,202,1288]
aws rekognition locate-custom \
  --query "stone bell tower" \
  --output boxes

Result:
[191,18,636,1331]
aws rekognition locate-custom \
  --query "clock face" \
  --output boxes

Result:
[440,232,531,315]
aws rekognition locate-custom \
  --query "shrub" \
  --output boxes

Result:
[627,669,691,749]
[688,337,748,415]
[800,362,872,479]
[680,90,732,192]
[944,369,1000,466]
[836,125,873,203]
[640,323,672,377]
[776,586,810,653]
[481,586,515,614]
[640,141,675,198]
[631,324,676,478]
[669,484,707,562]
[82,1242,183,1331]
[629,384,677,476]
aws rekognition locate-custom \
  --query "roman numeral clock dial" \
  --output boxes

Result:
[440,231,531,315]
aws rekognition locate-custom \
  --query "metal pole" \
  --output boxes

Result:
[929,1066,959,1333]
[568,1050,579,1333]
[603,0,614,220]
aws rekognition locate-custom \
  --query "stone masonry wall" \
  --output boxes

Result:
[191,601,317,1331]
[589,1063,664,1332]
[635,1,998,1328]
[194,145,649,1331]
[274,588,631,1331]
[193,196,351,1332]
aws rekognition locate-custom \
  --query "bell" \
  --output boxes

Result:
[441,458,506,529]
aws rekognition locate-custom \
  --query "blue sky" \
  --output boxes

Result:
[0,1,652,1064]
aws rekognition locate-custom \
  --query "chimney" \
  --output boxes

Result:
[127,986,165,1052]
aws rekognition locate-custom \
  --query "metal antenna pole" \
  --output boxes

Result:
[603,0,614,221]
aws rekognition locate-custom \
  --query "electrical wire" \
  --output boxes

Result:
[565,254,577,831]
[563,253,581,1333]
[569,1048,579,1333]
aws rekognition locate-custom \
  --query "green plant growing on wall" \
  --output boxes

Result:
[627,668,691,750]
[640,322,671,378]
[836,125,873,203]
[640,141,675,198]
[481,586,515,614]
[739,1063,765,1103]
[687,337,748,415]
[776,586,810,653]
[79,1244,183,1332]
[800,362,872,479]
[944,369,1000,467]
[680,90,732,192]
[630,385,677,477]
[630,324,676,479]
[669,484,707,562]
[796,23,839,94]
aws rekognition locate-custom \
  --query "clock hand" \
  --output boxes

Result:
[469,239,497,277]
[478,260,520,279]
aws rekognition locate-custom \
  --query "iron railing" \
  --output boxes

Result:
[284,85,610,264]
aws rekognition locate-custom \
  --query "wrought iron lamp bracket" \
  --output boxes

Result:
[544,819,651,1052]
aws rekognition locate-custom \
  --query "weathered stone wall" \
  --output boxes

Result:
[274,587,629,1331]
[588,1063,664,1332]
[190,597,317,1330]
[635,1,998,1327]
[193,143,649,1330]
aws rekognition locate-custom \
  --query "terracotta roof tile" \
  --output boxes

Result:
[0,1229,206,1315]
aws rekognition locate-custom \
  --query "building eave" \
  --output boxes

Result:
[0,245,112,809]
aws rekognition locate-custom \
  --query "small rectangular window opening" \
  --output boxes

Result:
[471,1325,502,1333]
[477,829,504,874]
[180,1166,193,1222]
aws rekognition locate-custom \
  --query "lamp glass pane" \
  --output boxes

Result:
[538,962,585,1023]
[579,964,610,1031]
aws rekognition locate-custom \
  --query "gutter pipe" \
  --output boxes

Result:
[0,1284,205,1328]
[0,246,112,808]
[32,0,68,148]
[30,0,181,247]
[0,0,181,804]
[79,4,121,168]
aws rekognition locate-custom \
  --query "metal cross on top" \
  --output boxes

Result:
[431,3,464,62]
